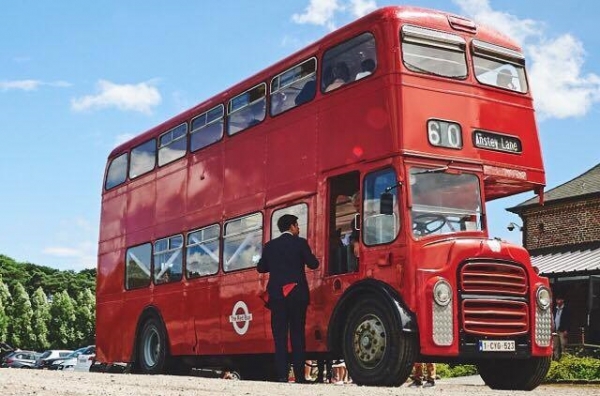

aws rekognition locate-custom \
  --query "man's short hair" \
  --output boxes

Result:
[277,214,298,233]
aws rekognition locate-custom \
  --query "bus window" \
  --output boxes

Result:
[321,32,377,93]
[129,139,156,179]
[271,203,308,239]
[186,224,220,278]
[227,84,266,136]
[105,152,128,190]
[125,243,152,290]
[409,167,483,237]
[472,40,528,93]
[223,213,263,272]
[153,235,183,284]
[363,168,400,245]
[270,58,317,116]
[191,105,224,152]
[158,123,187,166]
[401,25,467,79]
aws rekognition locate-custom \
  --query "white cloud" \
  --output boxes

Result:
[454,0,600,120]
[349,0,377,18]
[42,217,97,270]
[71,79,161,114]
[292,0,344,30]
[115,133,135,146]
[0,79,71,91]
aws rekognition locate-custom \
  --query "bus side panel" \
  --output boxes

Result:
[154,283,188,355]
[319,79,394,170]
[126,177,157,234]
[96,299,124,363]
[187,277,222,356]
[219,270,271,354]
[155,158,188,227]
[99,189,127,243]
[187,149,223,218]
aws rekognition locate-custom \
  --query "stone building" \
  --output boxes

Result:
[507,163,600,345]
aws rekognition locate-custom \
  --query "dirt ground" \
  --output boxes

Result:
[0,369,599,396]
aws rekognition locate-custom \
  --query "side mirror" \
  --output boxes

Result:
[380,192,394,215]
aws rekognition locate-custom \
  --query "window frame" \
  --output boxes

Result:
[190,104,225,152]
[227,83,267,136]
[125,243,152,290]
[129,139,157,179]
[271,203,309,240]
[105,152,128,190]
[223,212,263,273]
[158,123,188,167]
[186,223,221,279]
[362,167,401,247]
[153,234,184,285]
[471,39,528,93]
[270,57,317,117]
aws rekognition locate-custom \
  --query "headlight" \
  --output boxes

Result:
[536,286,551,310]
[433,279,452,306]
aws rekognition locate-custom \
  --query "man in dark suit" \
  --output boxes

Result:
[553,294,571,359]
[257,214,319,383]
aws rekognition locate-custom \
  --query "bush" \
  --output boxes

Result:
[436,363,478,378]
[545,353,600,381]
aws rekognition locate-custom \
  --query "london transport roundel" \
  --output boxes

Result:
[229,301,253,335]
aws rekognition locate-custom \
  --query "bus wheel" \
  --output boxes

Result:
[477,356,551,390]
[342,297,416,386]
[137,316,168,374]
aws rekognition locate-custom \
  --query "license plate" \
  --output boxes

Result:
[479,340,515,352]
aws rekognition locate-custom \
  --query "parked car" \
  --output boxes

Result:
[73,345,96,372]
[48,347,87,370]
[1,350,41,368]
[35,350,73,369]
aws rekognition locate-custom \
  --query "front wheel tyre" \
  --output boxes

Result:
[477,356,551,390]
[137,316,168,374]
[342,297,416,386]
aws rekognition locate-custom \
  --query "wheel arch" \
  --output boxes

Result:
[130,305,170,367]
[327,279,417,354]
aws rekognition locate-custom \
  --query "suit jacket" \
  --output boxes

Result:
[257,233,319,303]
[555,304,571,332]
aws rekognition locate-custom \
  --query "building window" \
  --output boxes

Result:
[187,224,220,278]
[125,243,152,290]
[223,213,263,272]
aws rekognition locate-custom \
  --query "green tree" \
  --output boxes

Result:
[48,290,76,348]
[7,282,34,348]
[30,287,51,350]
[74,288,95,346]
[0,276,11,341]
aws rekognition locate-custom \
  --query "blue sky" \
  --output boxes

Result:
[1,0,599,271]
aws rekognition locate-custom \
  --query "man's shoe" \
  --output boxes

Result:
[408,380,423,387]
[423,380,436,388]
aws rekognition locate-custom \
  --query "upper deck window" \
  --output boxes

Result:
[191,105,224,152]
[158,123,187,167]
[321,32,377,93]
[105,152,128,190]
[409,167,483,238]
[270,58,317,116]
[227,83,266,136]
[401,25,467,79]
[223,213,263,272]
[129,139,156,179]
[472,40,528,93]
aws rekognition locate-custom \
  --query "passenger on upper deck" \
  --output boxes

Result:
[496,69,516,90]
[355,58,375,80]
[325,62,350,92]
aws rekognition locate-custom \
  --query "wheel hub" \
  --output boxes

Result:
[352,314,386,368]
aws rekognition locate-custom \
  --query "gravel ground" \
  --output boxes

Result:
[1,369,599,396]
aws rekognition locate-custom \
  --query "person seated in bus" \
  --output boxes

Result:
[247,100,266,127]
[294,79,316,106]
[325,62,350,92]
[496,69,516,90]
[355,58,376,80]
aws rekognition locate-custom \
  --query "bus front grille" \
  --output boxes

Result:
[461,299,529,336]
[460,261,527,295]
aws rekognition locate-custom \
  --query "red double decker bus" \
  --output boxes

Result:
[96,6,552,389]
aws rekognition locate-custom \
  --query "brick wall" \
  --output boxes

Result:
[519,196,600,250]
